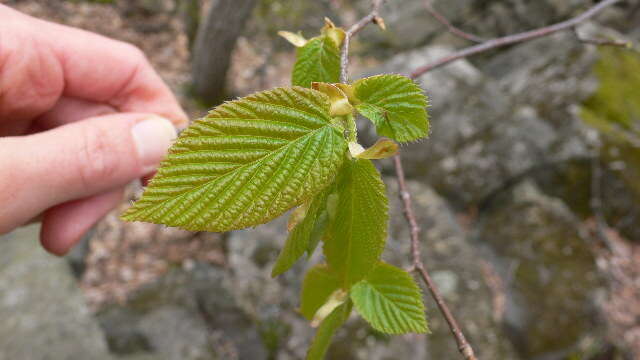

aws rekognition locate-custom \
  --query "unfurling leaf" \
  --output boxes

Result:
[321,17,346,48]
[272,185,335,277]
[278,30,308,47]
[373,15,386,31]
[122,87,347,232]
[300,264,341,321]
[350,138,398,159]
[290,23,343,88]
[353,74,429,143]
[348,142,366,157]
[334,83,357,104]
[287,202,310,232]
[312,82,354,116]
[311,288,348,327]
[323,159,388,287]
[351,262,428,334]
[306,301,352,360]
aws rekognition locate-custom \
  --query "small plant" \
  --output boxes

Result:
[122,18,430,359]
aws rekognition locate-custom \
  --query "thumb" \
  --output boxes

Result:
[0,113,176,233]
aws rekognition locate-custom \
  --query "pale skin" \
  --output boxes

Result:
[0,5,189,255]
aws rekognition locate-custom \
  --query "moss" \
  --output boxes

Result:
[582,47,640,134]
[579,47,640,240]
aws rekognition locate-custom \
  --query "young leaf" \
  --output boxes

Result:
[353,74,429,143]
[311,82,354,116]
[350,262,428,334]
[349,138,399,159]
[311,288,347,327]
[320,18,345,49]
[306,301,352,360]
[323,159,388,288]
[278,30,308,47]
[287,202,310,232]
[121,87,347,232]
[292,36,341,88]
[300,264,341,321]
[272,185,335,277]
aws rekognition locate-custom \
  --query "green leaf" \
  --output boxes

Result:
[323,159,388,287]
[292,35,341,88]
[353,74,429,143]
[306,301,352,360]
[351,262,428,334]
[300,264,341,321]
[121,87,348,232]
[272,185,335,277]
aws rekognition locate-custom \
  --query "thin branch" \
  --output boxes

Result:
[572,27,632,48]
[410,0,622,78]
[393,155,478,360]
[340,0,384,83]
[423,0,484,43]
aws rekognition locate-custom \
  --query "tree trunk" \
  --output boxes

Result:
[191,0,257,106]
[177,0,201,49]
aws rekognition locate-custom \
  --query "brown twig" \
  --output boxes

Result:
[410,0,622,77]
[393,156,478,360]
[340,0,384,83]
[423,0,484,43]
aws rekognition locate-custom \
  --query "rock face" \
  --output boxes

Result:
[366,31,597,207]
[97,263,268,360]
[477,182,605,359]
[0,226,113,360]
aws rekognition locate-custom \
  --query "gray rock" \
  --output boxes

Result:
[476,182,606,359]
[0,225,113,360]
[366,31,596,207]
[378,180,520,360]
[97,263,268,360]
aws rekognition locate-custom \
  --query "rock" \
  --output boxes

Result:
[0,225,114,360]
[225,215,313,360]
[365,31,597,208]
[372,179,520,360]
[97,263,268,360]
[476,181,606,359]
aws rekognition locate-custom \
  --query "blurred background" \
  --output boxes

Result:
[1,0,639,359]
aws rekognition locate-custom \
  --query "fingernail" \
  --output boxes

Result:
[132,116,177,173]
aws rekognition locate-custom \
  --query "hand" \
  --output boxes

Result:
[0,5,188,255]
